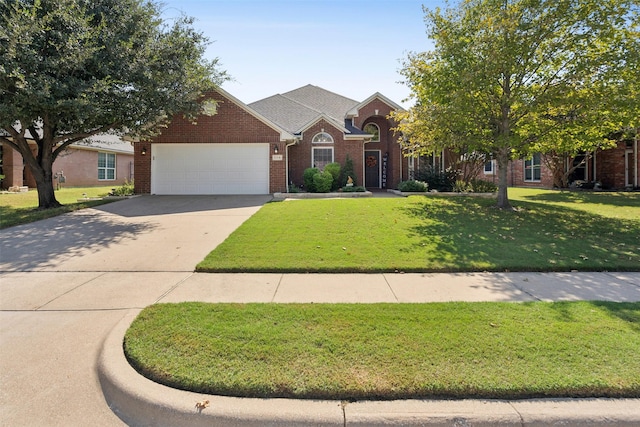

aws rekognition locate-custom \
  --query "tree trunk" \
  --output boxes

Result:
[35,177,61,209]
[25,140,62,210]
[496,149,512,210]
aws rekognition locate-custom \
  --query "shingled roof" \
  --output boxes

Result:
[249,84,361,135]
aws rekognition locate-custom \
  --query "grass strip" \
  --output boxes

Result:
[124,301,640,400]
[0,186,117,229]
[197,190,640,273]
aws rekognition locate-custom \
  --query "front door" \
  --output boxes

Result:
[365,150,380,188]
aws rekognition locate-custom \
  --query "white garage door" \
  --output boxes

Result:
[151,143,270,195]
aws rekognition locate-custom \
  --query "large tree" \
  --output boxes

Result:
[394,0,638,209]
[0,0,227,209]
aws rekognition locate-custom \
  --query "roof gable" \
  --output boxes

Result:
[249,94,321,134]
[214,88,295,141]
[74,134,133,154]
[282,85,359,123]
[349,92,404,116]
[248,85,400,140]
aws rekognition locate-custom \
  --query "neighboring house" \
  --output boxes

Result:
[475,139,639,190]
[134,85,408,195]
[1,134,134,189]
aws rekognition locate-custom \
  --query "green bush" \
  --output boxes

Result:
[398,180,428,192]
[303,168,319,192]
[452,179,498,193]
[414,165,457,192]
[324,162,341,191]
[288,184,301,193]
[313,171,334,193]
[109,179,134,196]
[453,180,472,193]
[341,185,366,192]
[340,155,357,187]
[469,179,498,193]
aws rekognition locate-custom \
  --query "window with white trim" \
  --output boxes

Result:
[312,132,333,144]
[98,152,116,180]
[312,147,334,171]
[524,153,541,181]
[484,159,496,174]
[363,123,380,142]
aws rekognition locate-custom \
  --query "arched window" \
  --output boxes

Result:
[312,132,334,144]
[363,123,380,142]
[311,132,334,170]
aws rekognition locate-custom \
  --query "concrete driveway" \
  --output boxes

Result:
[0,195,270,426]
[0,195,272,272]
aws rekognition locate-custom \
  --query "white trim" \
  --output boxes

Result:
[348,92,404,116]
[312,146,334,170]
[363,123,380,142]
[524,153,542,182]
[483,159,496,175]
[625,149,634,187]
[635,134,639,187]
[98,152,116,181]
[312,132,334,144]
[297,113,348,135]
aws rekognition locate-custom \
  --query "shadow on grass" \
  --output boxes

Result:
[0,199,114,229]
[0,209,157,271]
[591,301,640,333]
[515,190,640,209]
[400,197,640,272]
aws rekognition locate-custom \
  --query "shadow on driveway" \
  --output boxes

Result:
[96,195,273,218]
[0,195,272,272]
[0,209,157,271]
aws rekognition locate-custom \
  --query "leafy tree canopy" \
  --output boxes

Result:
[0,0,227,208]
[394,0,639,208]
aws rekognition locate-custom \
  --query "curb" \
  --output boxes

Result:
[273,191,372,199]
[97,310,343,426]
[98,311,640,426]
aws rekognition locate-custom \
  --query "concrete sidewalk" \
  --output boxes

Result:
[2,270,639,426]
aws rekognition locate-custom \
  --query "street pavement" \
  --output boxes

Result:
[1,195,639,426]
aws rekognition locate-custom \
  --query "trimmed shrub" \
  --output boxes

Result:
[452,179,498,193]
[414,165,457,192]
[313,171,334,193]
[342,185,366,192]
[398,180,428,192]
[324,162,341,191]
[109,179,134,196]
[303,168,319,192]
[453,180,473,193]
[469,179,498,193]
[340,155,357,187]
[288,184,301,193]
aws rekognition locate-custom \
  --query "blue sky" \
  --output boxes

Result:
[161,1,446,107]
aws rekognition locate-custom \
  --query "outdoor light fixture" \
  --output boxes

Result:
[273,144,279,154]
[141,146,147,156]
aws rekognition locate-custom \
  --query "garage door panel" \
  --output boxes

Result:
[151,143,269,195]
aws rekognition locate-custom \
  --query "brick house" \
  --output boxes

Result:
[476,139,639,190]
[1,134,134,190]
[134,85,408,195]
[134,83,637,195]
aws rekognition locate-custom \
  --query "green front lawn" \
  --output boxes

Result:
[124,301,640,400]
[0,186,117,229]
[197,189,640,272]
